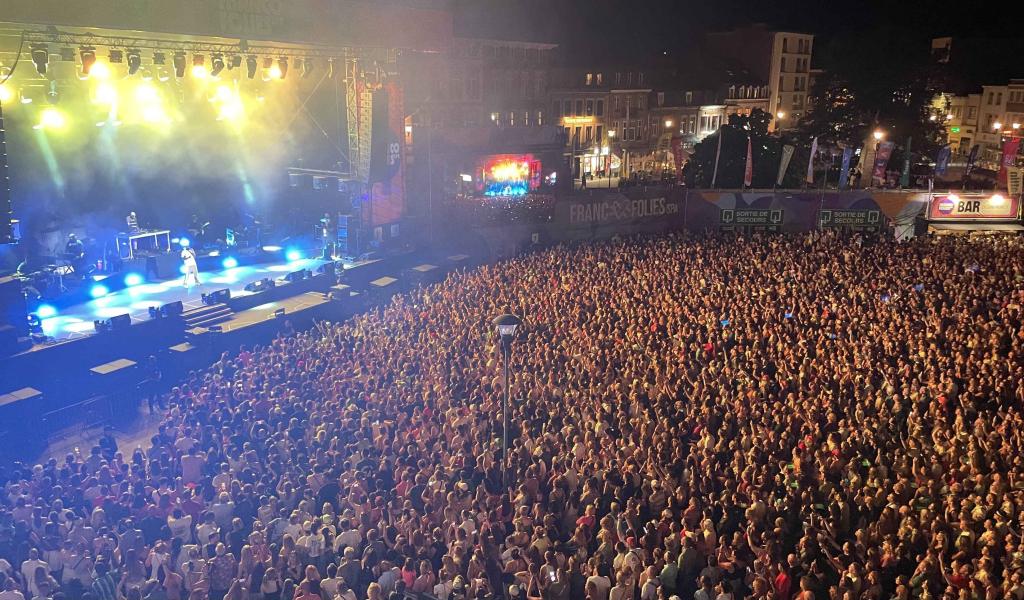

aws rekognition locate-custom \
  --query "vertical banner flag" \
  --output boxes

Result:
[964,144,980,179]
[837,147,853,189]
[777,144,795,186]
[710,129,723,187]
[999,138,1021,188]
[871,141,895,185]
[899,136,912,188]
[1008,167,1024,197]
[806,137,818,184]
[934,145,951,177]
[671,136,684,180]
[744,137,753,187]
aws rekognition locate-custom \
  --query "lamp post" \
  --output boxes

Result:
[492,313,522,490]
[607,130,616,188]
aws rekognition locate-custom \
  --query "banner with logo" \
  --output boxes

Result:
[806,137,818,184]
[744,137,753,188]
[777,145,795,186]
[934,145,951,177]
[899,137,912,188]
[872,141,895,184]
[999,138,1021,188]
[368,81,406,226]
[928,193,1021,220]
[837,147,853,189]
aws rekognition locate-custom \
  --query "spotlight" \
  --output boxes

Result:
[210,54,225,77]
[153,52,167,65]
[36,304,58,319]
[277,57,288,79]
[246,56,258,79]
[261,245,282,252]
[31,44,49,76]
[301,58,313,78]
[222,256,239,269]
[126,49,141,75]
[94,82,117,104]
[173,52,186,78]
[90,61,111,80]
[124,273,144,286]
[79,47,97,78]
[109,49,123,64]
[35,107,66,130]
[192,55,207,78]
[90,284,110,298]
[0,84,11,103]
[285,248,302,262]
[59,47,75,62]
[179,237,191,248]
[135,82,158,103]
[229,55,242,70]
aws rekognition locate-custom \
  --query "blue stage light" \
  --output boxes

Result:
[36,304,58,319]
[90,284,110,298]
[285,248,302,262]
[222,256,239,269]
[124,273,144,287]
[261,245,282,252]
[179,237,191,248]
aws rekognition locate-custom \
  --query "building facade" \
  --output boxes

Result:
[945,80,1024,169]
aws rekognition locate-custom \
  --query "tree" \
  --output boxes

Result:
[685,109,800,188]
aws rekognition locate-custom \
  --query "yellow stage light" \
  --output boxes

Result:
[142,105,168,124]
[36,107,66,129]
[0,84,12,103]
[192,65,208,79]
[135,82,159,104]
[214,85,233,102]
[90,61,111,80]
[95,82,117,104]
[268,63,283,80]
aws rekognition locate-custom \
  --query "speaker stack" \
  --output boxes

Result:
[0,276,28,356]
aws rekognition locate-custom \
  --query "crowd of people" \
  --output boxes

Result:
[1,230,1024,600]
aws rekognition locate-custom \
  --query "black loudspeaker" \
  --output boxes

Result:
[109,314,132,330]
[201,288,230,305]
[148,252,181,279]
[160,300,183,317]
[244,278,275,293]
[0,276,27,338]
[285,269,309,283]
[337,214,360,257]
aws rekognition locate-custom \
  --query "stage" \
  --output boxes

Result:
[35,257,329,342]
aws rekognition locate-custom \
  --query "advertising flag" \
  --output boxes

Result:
[1008,167,1024,197]
[871,141,895,184]
[777,144,795,186]
[934,145,951,177]
[744,137,753,187]
[964,144,980,179]
[806,137,818,184]
[837,147,853,189]
[999,138,1021,188]
[710,130,724,188]
[671,136,684,180]
[899,136,912,188]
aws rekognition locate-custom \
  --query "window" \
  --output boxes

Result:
[615,72,621,86]
[537,111,543,126]
[596,73,603,85]
[685,91,693,104]
[554,101,562,118]
[781,57,787,72]
[988,93,994,105]
[586,73,593,86]
[573,126,581,145]
[996,92,1003,104]
[575,99,584,116]
[596,99,604,116]
[586,99,594,116]
[639,96,646,109]
[509,111,515,126]
[627,72,633,86]
[585,125,592,142]
[782,37,788,52]
[613,96,620,110]
[596,125,603,141]
[638,72,645,86]
[658,92,666,106]
[778,76,785,92]
[564,100,572,116]
[729,86,736,98]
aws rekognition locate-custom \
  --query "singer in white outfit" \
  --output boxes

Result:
[181,243,200,288]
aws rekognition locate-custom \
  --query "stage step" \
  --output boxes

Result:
[182,303,234,329]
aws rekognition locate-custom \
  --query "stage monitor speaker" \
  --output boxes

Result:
[148,252,181,279]
[202,288,231,305]
[109,314,132,330]
[160,300,184,317]
[0,276,28,338]
[285,269,309,283]
[317,262,337,278]
[244,278,275,293]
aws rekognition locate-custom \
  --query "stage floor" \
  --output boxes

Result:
[37,258,328,342]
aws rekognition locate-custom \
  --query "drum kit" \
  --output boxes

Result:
[17,253,85,299]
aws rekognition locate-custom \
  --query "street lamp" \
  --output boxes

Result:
[776,111,785,119]
[664,119,673,128]
[993,122,1002,131]
[873,129,885,141]
[607,130,616,138]
[492,313,522,490]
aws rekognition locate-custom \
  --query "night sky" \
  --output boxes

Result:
[454,0,1024,78]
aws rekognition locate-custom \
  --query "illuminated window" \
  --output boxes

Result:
[586,99,594,116]
[586,73,593,86]
[596,73,603,85]
[537,111,543,126]
[585,125,592,142]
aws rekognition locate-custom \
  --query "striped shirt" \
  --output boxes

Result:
[92,572,118,600]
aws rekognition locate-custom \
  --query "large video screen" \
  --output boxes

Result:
[475,154,542,197]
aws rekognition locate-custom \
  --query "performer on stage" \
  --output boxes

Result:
[180,240,200,288]
[126,211,139,233]
[64,233,87,277]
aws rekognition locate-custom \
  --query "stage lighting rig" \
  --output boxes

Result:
[301,58,313,78]
[79,47,97,78]
[246,55,258,79]
[228,54,242,70]
[277,57,288,79]
[59,47,75,62]
[173,52,186,78]
[210,54,225,77]
[109,49,123,63]
[126,49,142,75]
[192,55,207,78]
[30,44,49,75]
[153,52,166,65]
